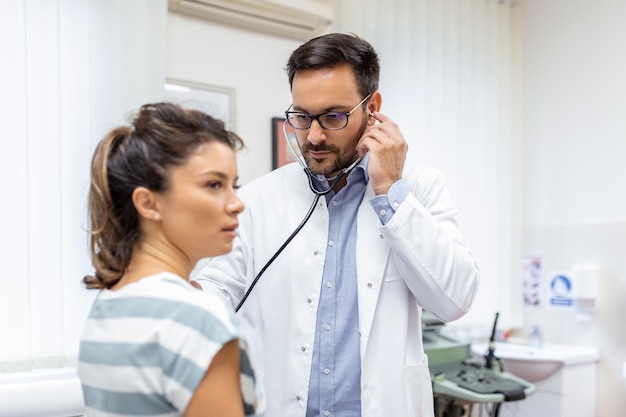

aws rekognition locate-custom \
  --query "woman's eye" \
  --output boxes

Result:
[207,181,222,190]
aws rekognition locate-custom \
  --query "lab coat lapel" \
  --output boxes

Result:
[356,184,390,358]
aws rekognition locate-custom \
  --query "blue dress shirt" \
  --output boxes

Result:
[305,156,408,417]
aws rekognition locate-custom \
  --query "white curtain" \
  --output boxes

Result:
[336,0,523,331]
[0,0,167,375]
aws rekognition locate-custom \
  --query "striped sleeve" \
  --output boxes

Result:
[78,273,239,415]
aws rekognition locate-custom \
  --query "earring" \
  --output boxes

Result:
[154,213,160,220]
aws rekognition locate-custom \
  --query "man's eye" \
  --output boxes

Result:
[324,113,344,121]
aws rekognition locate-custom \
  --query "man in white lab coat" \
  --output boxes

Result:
[195,33,480,417]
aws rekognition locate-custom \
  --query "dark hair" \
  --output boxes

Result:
[285,33,380,98]
[84,102,244,290]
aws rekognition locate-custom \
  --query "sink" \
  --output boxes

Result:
[470,341,600,382]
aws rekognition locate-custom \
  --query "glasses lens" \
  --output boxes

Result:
[319,113,348,130]
[287,113,312,129]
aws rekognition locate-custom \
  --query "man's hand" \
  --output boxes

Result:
[357,111,407,195]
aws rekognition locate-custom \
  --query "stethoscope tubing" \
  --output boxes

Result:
[235,188,320,312]
[234,122,362,312]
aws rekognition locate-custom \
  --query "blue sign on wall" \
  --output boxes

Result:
[549,273,573,307]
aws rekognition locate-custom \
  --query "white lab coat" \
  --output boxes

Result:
[196,162,479,417]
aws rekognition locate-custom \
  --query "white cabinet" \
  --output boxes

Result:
[469,342,600,417]
[497,361,597,417]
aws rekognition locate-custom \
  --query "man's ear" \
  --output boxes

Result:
[367,91,382,124]
[132,187,161,221]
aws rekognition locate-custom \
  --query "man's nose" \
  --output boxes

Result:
[307,119,327,145]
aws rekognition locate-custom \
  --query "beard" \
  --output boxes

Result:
[300,117,368,177]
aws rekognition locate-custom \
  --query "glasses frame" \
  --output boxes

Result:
[285,93,372,131]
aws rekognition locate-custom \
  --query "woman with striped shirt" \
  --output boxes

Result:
[78,102,257,416]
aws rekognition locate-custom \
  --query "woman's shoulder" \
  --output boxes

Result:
[104,272,239,336]
[156,273,238,325]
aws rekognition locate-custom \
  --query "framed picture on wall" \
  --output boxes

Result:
[272,117,298,169]
[164,78,236,131]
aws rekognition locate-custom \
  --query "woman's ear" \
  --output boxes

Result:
[132,187,161,221]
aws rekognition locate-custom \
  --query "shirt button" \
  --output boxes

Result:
[332,200,338,206]
[379,234,384,239]
[323,368,330,375]
[367,282,373,288]
[307,298,312,303]
[301,346,306,352]
[328,240,334,246]
[380,209,387,216]
[324,324,331,331]
[296,395,301,401]
[324,411,330,416]
[326,282,333,288]
[313,250,319,255]
[393,201,400,208]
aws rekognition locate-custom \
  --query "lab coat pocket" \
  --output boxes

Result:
[404,361,434,416]
[383,273,402,282]
[382,257,401,282]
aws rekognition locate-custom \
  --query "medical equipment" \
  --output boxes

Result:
[234,120,365,312]
[282,119,365,196]
[423,311,536,417]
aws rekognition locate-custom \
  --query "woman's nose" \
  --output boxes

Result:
[228,193,245,214]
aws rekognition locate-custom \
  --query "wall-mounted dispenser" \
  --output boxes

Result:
[570,263,599,319]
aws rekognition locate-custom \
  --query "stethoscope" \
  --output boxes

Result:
[234,120,364,312]
[282,119,365,196]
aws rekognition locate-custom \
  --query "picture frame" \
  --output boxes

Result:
[272,117,298,169]
[164,78,236,131]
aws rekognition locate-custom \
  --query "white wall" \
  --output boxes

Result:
[521,0,626,415]
[524,0,626,226]
[167,13,302,184]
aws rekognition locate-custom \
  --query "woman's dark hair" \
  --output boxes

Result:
[285,33,380,98]
[84,102,244,290]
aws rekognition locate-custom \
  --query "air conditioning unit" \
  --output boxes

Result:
[168,0,335,41]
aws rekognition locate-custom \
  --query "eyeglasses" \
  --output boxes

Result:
[285,93,372,131]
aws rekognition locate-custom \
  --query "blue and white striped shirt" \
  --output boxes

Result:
[78,272,256,416]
